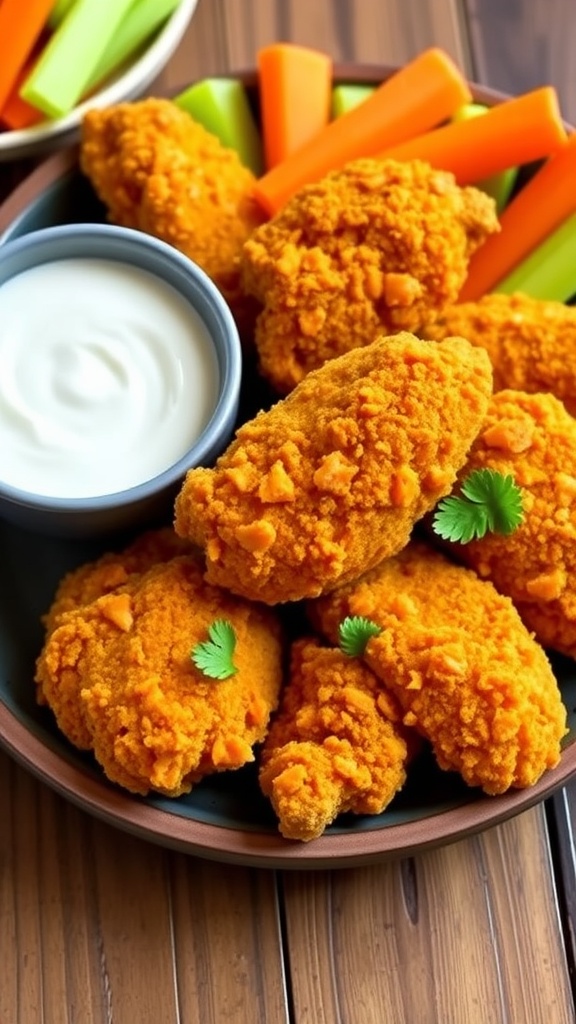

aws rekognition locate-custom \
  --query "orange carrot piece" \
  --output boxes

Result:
[0,0,56,111]
[258,43,333,169]
[459,131,576,301]
[0,48,47,130]
[252,47,471,216]
[380,87,566,185]
[1,88,44,130]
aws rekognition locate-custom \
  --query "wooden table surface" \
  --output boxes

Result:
[2,2,576,1021]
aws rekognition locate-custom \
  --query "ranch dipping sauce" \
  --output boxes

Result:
[0,257,219,498]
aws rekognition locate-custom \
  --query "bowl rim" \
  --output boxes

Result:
[0,0,199,161]
[0,222,242,510]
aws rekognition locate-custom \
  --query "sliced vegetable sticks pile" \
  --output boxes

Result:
[0,0,183,129]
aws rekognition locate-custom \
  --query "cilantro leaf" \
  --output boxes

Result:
[338,616,382,657]
[191,620,238,680]
[432,468,524,544]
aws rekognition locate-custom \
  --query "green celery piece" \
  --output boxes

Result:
[452,102,518,213]
[174,77,264,175]
[48,0,77,29]
[21,0,137,118]
[331,83,375,117]
[494,211,576,302]
[86,0,181,91]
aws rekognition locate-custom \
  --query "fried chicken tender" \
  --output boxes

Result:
[421,292,576,415]
[259,639,409,841]
[241,157,498,393]
[438,389,576,658]
[174,332,493,604]
[309,542,567,795]
[42,527,191,635]
[80,98,263,336]
[35,555,283,796]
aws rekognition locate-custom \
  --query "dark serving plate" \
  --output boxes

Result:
[1,68,574,869]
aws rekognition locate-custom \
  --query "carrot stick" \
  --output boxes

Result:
[493,211,576,303]
[452,103,518,212]
[252,47,472,216]
[1,68,45,130]
[380,87,566,185]
[257,43,333,169]
[459,131,576,301]
[0,0,56,112]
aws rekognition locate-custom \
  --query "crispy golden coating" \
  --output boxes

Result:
[35,556,283,795]
[439,389,576,658]
[309,542,567,795]
[80,98,263,336]
[421,293,576,415]
[174,332,493,604]
[42,527,192,635]
[259,639,408,841]
[241,157,498,393]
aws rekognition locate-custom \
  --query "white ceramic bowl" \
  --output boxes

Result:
[0,223,242,538]
[0,0,198,162]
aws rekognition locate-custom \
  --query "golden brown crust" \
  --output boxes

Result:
[259,638,408,841]
[35,556,283,795]
[438,389,576,657]
[174,332,493,604]
[241,158,498,393]
[420,292,576,415]
[80,98,263,337]
[309,542,567,795]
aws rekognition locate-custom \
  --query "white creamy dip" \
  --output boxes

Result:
[0,257,219,498]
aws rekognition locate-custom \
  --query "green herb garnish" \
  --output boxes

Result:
[191,620,238,680]
[338,615,382,657]
[432,468,524,544]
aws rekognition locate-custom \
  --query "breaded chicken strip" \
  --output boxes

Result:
[241,157,498,393]
[35,556,283,795]
[421,293,576,415]
[259,639,409,841]
[42,527,191,635]
[174,332,492,604]
[309,542,567,795]
[437,389,576,658]
[80,98,263,337]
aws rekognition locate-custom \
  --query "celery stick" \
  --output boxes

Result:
[331,84,375,117]
[174,78,264,175]
[21,0,137,118]
[48,0,77,29]
[495,211,576,302]
[87,0,181,91]
[452,103,518,213]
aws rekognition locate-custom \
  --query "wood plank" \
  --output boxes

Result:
[464,0,576,122]
[0,750,288,1024]
[282,807,574,1024]
[164,0,472,88]
[169,857,288,1023]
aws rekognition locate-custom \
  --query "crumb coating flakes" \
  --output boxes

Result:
[80,98,263,334]
[35,556,283,796]
[309,542,567,795]
[444,389,576,658]
[174,332,492,604]
[241,157,498,392]
[421,292,576,415]
[259,639,408,840]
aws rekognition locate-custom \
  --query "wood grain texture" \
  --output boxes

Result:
[0,751,287,1024]
[465,0,576,121]
[163,0,471,87]
[282,809,574,1024]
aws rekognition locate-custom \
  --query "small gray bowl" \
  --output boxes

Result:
[0,223,242,538]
